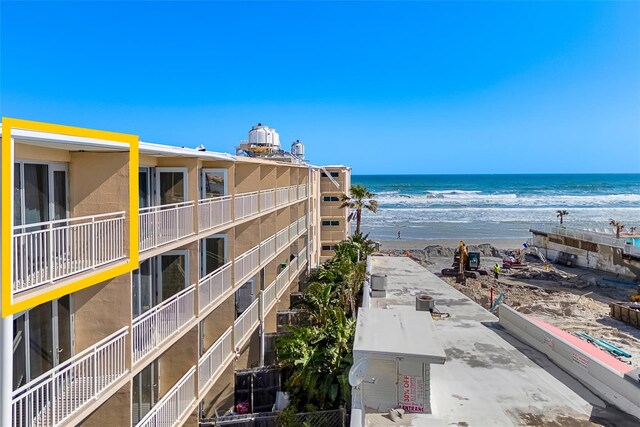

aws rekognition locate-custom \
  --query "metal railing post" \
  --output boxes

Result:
[48,222,54,283]
[91,216,96,268]
[93,345,98,401]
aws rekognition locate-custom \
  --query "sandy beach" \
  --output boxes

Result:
[378,238,526,251]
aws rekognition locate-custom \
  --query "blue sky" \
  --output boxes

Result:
[1,1,639,174]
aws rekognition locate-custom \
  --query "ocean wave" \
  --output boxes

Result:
[426,189,482,195]
[374,193,640,207]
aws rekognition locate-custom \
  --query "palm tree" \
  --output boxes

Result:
[609,219,625,239]
[630,226,637,234]
[556,210,569,225]
[340,185,378,235]
[277,234,376,413]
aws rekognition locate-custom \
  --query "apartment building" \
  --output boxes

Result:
[0,118,349,426]
[318,166,351,263]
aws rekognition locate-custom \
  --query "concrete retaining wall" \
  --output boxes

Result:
[531,234,640,280]
[499,305,640,420]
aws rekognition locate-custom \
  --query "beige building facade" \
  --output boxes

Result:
[0,118,350,426]
[318,166,352,263]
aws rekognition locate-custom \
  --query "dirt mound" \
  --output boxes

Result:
[423,244,507,259]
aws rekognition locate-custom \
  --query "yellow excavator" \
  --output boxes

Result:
[631,288,640,302]
[441,241,488,281]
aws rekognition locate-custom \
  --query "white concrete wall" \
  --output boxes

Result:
[499,305,640,419]
[532,234,639,279]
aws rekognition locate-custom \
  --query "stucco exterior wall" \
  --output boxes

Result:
[15,142,71,162]
[73,274,132,352]
[159,328,198,396]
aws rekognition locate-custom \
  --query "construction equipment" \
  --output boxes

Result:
[631,287,640,303]
[441,241,488,280]
[503,246,548,268]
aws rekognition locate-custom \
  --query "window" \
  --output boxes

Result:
[322,196,340,202]
[322,245,336,251]
[321,172,339,178]
[322,220,340,226]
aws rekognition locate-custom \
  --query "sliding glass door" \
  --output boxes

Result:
[200,168,227,199]
[155,168,187,206]
[12,296,73,390]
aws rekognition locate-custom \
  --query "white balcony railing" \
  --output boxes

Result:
[12,212,126,294]
[139,202,195,252]
[289,222,298,242]
[12,327,128,427]
[132,285,196,364]
[198,196,232,232]
[298,184,307,200]
[299,247,308,265]
[234,191,259,220]
[136,366,196,427]
[263,280,277,313]
[198,327,234,395]
[234,298,260,350]
[276,188,289,205]
[289,186,297,202]
[259,236,276,265]
[260,189,276,212]
[234,246,259,286]
[290,256,299,275]
[276,229,289,252]
[275,265,290,298]
[198,262,232,314]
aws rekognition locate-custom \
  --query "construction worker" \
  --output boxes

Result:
[493,263,501,280]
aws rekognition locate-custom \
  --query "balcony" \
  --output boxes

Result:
[234,246,259,286]
[198,262,233,315]
[12,327,129,427]
[132,285,196,364]
[260,189,276,211]
[12,212,126,296]
[233,298,260,350]
[139,202,195,252]
[198,327,234,395]
[234,191,259,220]
[135,366,196,427]
[289,221,298,240]
[288,186,297,202]
[263,279,277,314]
[259,235,276,265]
[298,184,307,200]
[275,265,290,299]
[276,229,289,252]
[198,196,232,232]
[276,187,289,205]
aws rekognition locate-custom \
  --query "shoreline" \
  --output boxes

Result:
[377,238,526,251]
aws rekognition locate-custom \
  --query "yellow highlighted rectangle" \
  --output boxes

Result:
[1,117,140,317]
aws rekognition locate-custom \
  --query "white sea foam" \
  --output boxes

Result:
[374,193,640,207]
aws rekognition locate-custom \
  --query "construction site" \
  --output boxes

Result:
[387,243,640,369]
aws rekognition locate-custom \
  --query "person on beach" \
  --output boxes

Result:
[397,230,401,240]
[493,263,501,280]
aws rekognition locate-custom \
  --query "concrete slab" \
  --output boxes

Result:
[354,308,446,364]
[364,256,639,426]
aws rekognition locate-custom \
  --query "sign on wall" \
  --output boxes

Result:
[398,375,425,412]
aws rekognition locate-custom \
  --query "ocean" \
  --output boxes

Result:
[351,174,640,241]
